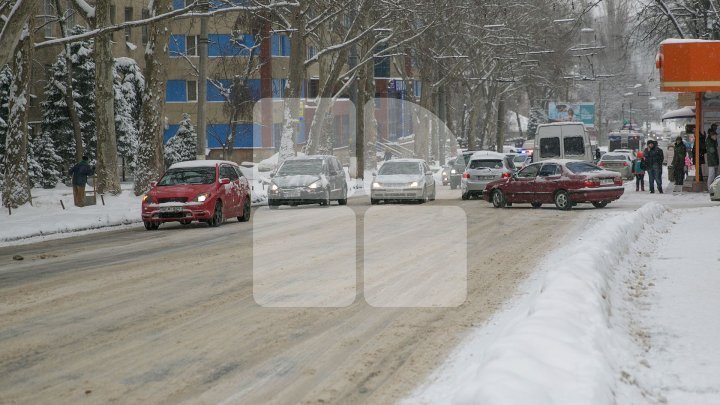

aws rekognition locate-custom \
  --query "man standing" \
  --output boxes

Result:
[671,136,687,192]
[644,140,664,194]
[68,155,95,207]
[707,129,719,188]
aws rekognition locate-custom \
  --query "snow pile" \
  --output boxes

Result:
[0,184,142,246]
[409,202,667,405]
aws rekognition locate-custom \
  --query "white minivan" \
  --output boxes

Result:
[535,122,593,162]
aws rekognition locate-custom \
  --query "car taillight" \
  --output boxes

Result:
[463,171,470,179]
[584,180,599,188]
[614,178,623,185]
[502,172,511,178]
[598,162,605,167]
[623,162,629,167]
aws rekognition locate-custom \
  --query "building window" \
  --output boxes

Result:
[187,80,198,102]
[272,79,286,98]
[109,5,116,40]
[124,7,133,42]
[271,33,290,57]
[186,35,198,56]
[44,0,55,38]
[141,8,149,45]
[207,79,232,102]
[308,78,319,99]
[208,33,254,57]
[307,46,317,60]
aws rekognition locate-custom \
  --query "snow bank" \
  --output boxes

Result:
[409,202,668,405]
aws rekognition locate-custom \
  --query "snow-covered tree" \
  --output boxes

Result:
[0,65,11,191]
[114,57,145,173]
[28,130,63,188]
[40,26,96,172]
[526,106,548,140]
[164,114,197,167]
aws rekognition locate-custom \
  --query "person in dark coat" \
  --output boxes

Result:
[707,130,719,188]
[68,156,95,207]
[643,140,664,194]
[671,136,687,191]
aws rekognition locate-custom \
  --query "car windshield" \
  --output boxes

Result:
[158,167,216,185]
[276,159,323,176]
[513,155,527,163]
[469,159,503,170]
[602,155,627,161]
[566,162,603,173]
[379,162,421,175]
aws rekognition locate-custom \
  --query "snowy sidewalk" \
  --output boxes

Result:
[618,205,720,404]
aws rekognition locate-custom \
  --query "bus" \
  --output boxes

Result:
[608,130,644,152]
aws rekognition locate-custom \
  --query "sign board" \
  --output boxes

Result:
[548,102,595,128]
[637,91,652,97]
[658,39,720,92]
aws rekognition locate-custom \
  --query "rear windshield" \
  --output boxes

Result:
[276,159,323,176]
[513,155,528,163]
[564,136,585,155]
[158,167,216,185]
[469,159,504,170]
[601,155,627,161]
[540,137,561,158]
[379,162,421,175]
[566,162,603,173]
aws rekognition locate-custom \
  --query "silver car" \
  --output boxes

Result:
[460,151,515,200]
[371,159,436,204]
[598,153,633,180]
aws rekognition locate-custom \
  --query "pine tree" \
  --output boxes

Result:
[114,57,145,173]
[0,65,11,191]
[40,26,96,172]
[526,106,548,140]
[164,114,197,167]
[28,130,62,188]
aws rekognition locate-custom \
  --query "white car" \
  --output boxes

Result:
[371,159,436,204]
[710,176,720,201]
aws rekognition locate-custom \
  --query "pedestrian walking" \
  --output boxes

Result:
[671,136,687,192]
[643,140,664,194]
[632,151,646,192]
[68,155,95,207]
[707,129,719,189]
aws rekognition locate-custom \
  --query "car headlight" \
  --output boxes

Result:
[194,192,211,202]
[142,194,152,203]
[270,183,278,191]
[372,182,381,189]
[451,169,457,174]
[410,181,419,188]
[308,180,321,189]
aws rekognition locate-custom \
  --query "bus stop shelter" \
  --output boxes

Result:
[656,39,720,191]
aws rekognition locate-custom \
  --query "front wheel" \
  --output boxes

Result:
[370,198,379,205]
[238,197,251,222]
[209,200,224,227]
[461,192,470,200]
[491,189,507,208]
[554,190,572,211]
[319,188,330,207]
[144,221,160,231]
[338,186,348,205]
[592,201,608,209]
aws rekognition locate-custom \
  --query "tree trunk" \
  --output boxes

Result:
[515,109,524,139]
[0,0,40,68]
[278,8,305,166]
[2,23,32,208]
[496,95,506,153]
[94,0,121,195]
[134,0,171,196]
[362,57,378,173]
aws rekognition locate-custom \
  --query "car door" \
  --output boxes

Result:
[423,162,434,192]
[325,159,339,199]
[219,165,238,216]
[332,158,345,198]
[234,165,250,210]
[535,163,562,203]
[506,163,540,202]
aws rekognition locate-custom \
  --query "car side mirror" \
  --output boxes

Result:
[219,178,231,185]
[269,172,275,178]
[150,181,157,187]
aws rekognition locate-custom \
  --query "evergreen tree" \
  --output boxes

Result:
[28,130,62,188]
[526,106,548,140]
[0,65,11,191]
[164,114,197,167]
[114,57,145,173]
[40,26,96,173]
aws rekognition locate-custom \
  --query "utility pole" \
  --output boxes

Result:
[196,0,209,160]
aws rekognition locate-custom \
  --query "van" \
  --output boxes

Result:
[535,122,592,162]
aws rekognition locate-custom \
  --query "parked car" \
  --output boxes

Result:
[371,158,436,204]
[612,148,637,158]
[441,159,456,185]
[141,160,251,230]
[710,175,720,201]
[482,160,624,210]
[597,153,634,180]
[450,151,477,189]
[461,151,515,200]
[268,155,347,208]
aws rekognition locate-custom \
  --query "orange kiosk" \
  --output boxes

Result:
[656,39,720,191]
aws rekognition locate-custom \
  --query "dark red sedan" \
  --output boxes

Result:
[141,160,251,230]
[482,160,624,210]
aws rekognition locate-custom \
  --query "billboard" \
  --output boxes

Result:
[548,102,595,128]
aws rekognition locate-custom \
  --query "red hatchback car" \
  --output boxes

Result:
[141,160,251,230]
[483,160,624,210]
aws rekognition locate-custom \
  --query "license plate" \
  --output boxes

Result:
[284,189,301,197]
[480,176,494,180]
[159,206,183,213]
[600,178,614,185]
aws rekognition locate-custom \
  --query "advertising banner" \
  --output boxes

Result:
[548,102,595,127]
